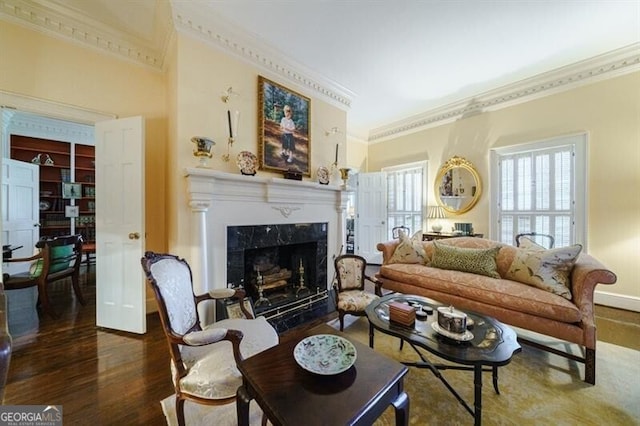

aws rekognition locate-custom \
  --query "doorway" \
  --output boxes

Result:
[0,94,112,329]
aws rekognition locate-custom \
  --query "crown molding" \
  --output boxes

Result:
[0,0,167,70]
[369,43,640,143]
[170,1,353,111]
[2,109,94,145]
[0,90,116,124]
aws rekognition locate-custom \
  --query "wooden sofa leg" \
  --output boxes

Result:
[585,348,596,385]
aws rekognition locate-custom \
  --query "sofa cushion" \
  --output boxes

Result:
[506,244,582,300]
[387,230,427,265]
[430,241,500,278]
[379,263,582,323]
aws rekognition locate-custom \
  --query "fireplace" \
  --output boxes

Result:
[227,223,332,329]
[185,169,349,331]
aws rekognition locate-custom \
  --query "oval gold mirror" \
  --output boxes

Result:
[435,156,482,215]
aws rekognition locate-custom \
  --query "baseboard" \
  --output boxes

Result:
[594,290,640,313]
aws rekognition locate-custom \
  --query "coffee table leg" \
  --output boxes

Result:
[392,391,409,426]
[473,366,483,426]
[236,385,251,426]
[369,322,375,348]
[492,365,500,394]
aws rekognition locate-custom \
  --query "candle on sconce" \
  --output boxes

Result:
[227,110,233,138]
[334,144,339,164]
[232,110,240,139]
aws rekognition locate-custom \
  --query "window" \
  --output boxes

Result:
[490,134,587,248]
[383,161,427,238]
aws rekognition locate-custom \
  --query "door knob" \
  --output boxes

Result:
[128,232,140,240]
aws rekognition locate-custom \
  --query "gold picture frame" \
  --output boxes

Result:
[258,76,311,176]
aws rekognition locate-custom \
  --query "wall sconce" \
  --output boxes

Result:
[427,205,447,233]
[325,128,342,170]
[221,87,240,162]
[325,126,341,136]
[191,136,215,168]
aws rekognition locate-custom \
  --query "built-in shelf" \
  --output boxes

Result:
[10,135,95,243]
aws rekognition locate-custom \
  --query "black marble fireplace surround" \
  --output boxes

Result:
[226,222,335,332]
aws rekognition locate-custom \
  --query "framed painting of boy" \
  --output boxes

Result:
[258,76,311,175]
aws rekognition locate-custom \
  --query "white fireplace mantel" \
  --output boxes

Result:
[185,168,351,294]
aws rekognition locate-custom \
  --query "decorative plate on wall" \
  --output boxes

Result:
[316,166,330,185]
[237,151,257,176]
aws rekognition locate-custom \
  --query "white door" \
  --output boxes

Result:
[1,159,40,275]
[95,116,146,334]
[355,172,387,264]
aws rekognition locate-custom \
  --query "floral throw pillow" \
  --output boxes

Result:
[430,241,501,278]
[387,230,427,265]
[506,243,582,299]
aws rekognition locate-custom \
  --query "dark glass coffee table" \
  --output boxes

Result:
[366,293,521,426]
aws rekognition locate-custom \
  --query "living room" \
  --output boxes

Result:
[0,1,639,424]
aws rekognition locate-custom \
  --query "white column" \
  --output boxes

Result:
[189,200,210,294]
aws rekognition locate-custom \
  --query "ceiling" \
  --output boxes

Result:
[2,0,639,141]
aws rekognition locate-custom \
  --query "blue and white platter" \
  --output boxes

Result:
[293,334,357,375]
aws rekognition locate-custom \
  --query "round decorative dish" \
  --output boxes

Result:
[293,334,357,375]
[39,200,51,211]
[316,166,330,185]
[237,151,257,175]
[431,321,474,342]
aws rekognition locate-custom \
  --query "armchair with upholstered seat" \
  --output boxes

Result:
[333,254,383,331]
[3,235,85,318]
[141,251,278,426]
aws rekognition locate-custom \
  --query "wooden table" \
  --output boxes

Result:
[236,323,409,426]
[422,232,484,241]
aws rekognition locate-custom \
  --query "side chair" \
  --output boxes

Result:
[141,251,279,426]
[392,226,410,239]
[515,232,555,249]
[333,254,383,331]
[3,234,85,318]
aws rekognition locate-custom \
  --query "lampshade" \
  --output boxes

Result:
[427,205,447,219]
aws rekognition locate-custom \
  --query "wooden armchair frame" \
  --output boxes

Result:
[333,254,382,331]
[3,235,85,318]
[141,251,278,426]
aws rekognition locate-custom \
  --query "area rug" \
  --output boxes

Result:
[161,318,640,425]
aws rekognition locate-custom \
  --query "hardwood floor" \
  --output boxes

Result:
[5,271,172,424]
[3,266,639,425]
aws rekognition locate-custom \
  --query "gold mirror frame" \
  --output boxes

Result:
[434,156,482,215]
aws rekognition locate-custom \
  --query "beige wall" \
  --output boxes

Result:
[3,18,635,308]
[366,71,640,306]
[1,20,348,282]
[167,34,348,258]
[0,20,168,256]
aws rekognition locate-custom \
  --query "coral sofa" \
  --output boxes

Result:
[375,236,617,384]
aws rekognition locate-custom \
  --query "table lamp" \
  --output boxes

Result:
[428,205,447,233]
